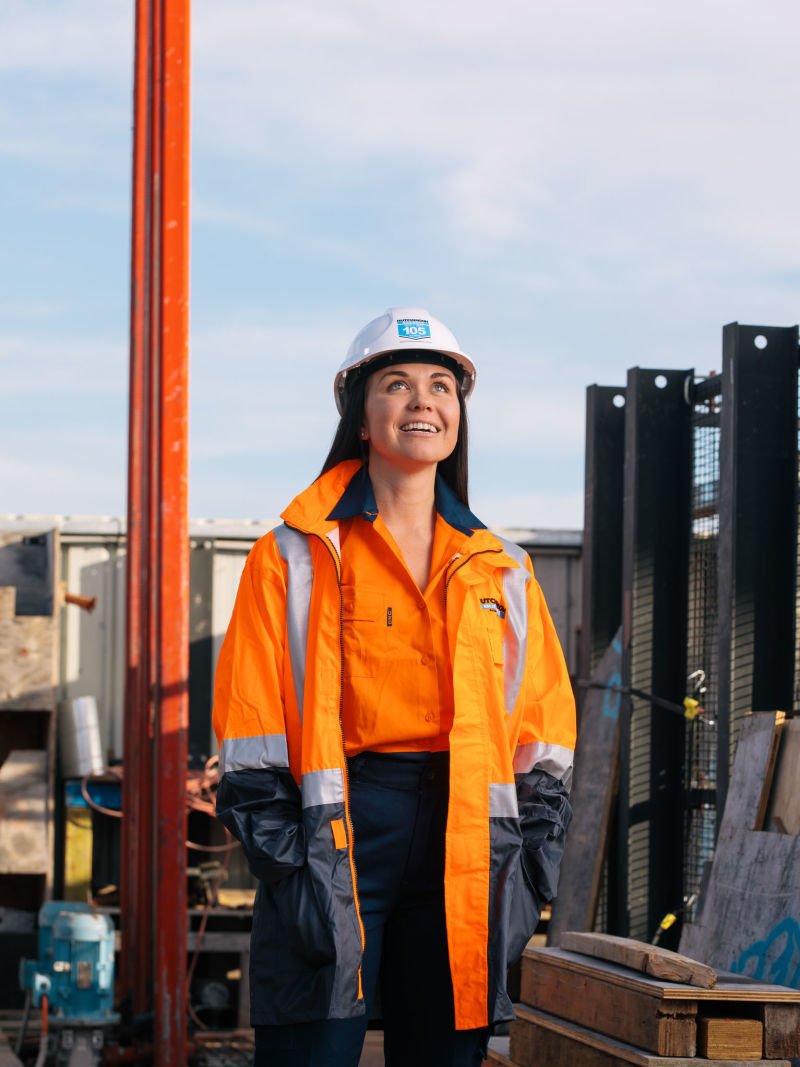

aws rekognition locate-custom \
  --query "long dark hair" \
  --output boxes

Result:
[319,372,471,506]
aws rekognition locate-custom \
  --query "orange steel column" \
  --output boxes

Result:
[123,1,190,1062]
[154,0,190,1063]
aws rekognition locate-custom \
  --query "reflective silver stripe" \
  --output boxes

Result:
[513,741,574,787]
[489,782,519,818]
[302,767,345,809]
[274,523,313,724]
[220,734,289,775]
[497,537,530,716]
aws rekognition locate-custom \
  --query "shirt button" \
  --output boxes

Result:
[420,654,432,666]
[345,601,354,612]
[425,711,435,722]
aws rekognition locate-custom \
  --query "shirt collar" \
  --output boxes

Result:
[327,467,486,536]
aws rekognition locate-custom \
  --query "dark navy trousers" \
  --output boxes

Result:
[254,751,488,1066]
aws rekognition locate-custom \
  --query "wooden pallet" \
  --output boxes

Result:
[520,946,800,1059]
[509,1005,791,1067]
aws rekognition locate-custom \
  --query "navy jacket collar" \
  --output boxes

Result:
[327,466,485,536]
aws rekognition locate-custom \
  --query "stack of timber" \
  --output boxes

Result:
[483,933,800,1067]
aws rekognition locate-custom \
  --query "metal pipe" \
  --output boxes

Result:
[122,0,155,1019]
[123,2,190,1062]
[153,0,191,1061]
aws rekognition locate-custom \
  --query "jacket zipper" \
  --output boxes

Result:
[305,527,366,1003]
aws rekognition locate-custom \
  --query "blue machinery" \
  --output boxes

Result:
[20,902,119,1066]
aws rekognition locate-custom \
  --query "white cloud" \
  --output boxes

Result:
[0,336,126,395]
[0,450,125,517]
[2,0,799,523]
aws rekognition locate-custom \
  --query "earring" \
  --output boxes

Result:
[360,430,368,439]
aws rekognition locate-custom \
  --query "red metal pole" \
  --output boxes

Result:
[122,0,155,1019]
[123,1,190,1061]
[154,0,190,1060]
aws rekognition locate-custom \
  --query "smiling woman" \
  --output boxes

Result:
[212,306,577,1067]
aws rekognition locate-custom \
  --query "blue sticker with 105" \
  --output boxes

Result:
[397,319,431,340]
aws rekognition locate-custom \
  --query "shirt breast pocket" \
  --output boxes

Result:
[342,584,395,679]
[484,616,505,666]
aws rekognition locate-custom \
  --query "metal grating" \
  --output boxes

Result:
[684,379,721,920]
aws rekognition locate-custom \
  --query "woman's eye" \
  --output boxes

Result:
[387,379,407,391]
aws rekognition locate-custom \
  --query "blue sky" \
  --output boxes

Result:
[1,0,798,528]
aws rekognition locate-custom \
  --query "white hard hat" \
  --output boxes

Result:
[334,306,477,415]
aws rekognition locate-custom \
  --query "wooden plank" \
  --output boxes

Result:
[116,929,252,952]
[0,751,49,874]
[520,946,697,1055]
[523,947,800,1002]
[549,631,621,940]
[761,1003,800,1058]
[559,931,716,988]
[767,718,800,835]
[696,1017,763,1059]
[510,1005,790,1067]
[679,715,800,992]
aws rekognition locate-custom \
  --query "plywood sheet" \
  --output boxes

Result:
[523,946,800,1002]
[680,713,800,996]
[549,630,622,940]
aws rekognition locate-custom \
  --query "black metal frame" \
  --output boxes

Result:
[583,325,800,942]
[580,385,627,687]
[716,323,799,816]
[617,368,693,944]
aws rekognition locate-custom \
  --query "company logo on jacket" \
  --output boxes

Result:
[480,597,506,619]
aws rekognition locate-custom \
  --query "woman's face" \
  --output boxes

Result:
[362,362,461,475]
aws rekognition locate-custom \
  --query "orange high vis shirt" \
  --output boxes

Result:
[332,474,473,754]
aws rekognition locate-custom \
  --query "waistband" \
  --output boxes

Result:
[347,750,450,791]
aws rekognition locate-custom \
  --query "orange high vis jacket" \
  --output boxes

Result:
[213,460,576,1030]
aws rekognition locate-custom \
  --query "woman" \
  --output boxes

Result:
[213,307,576,1066]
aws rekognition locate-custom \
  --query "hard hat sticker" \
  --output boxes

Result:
[397,319,431,341]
